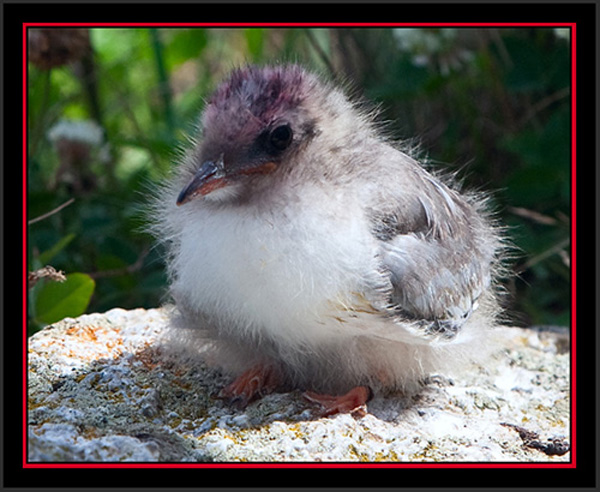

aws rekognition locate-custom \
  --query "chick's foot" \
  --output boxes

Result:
[218,364,282,408]
[303,385,372,418]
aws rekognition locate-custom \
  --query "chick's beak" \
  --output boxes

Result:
[176,155,279,206]
[176,158,227,206]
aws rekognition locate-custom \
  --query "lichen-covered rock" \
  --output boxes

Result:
[27,308,570,462]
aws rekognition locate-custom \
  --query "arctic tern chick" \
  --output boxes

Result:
[153,64,504,416]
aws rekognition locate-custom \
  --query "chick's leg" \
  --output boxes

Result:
[303,386,372,418]
[218,363,281,408]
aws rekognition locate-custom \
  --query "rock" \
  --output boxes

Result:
[27,308,570,462]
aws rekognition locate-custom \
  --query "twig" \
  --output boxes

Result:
[501,423,570,456]
[519,87,570,127]
[558,250,570,268]
[28,265,67,289]
[88,247,150,279]
[28,198,75,225]
[515,237,570,274]
[508,206,558,226]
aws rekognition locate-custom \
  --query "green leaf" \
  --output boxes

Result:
[35,273,95,324]
[245,28,265,61]
[37,233,76,265]
[165,29,208,68]
[502,36,546,93]
[371,57,430,100]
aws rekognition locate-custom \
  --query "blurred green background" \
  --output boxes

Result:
[27,27,571,334]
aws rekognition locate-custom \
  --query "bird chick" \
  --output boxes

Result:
[152,64,506,416]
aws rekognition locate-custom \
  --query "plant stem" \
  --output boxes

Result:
[149,28,175,140]
[28,198,75,225]
[29,69,53,157]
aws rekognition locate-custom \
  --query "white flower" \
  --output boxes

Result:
[553,28,570,41]
[47,119,103,146]
[393,28,458,55]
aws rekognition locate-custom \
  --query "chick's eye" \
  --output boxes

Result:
[269,124,293,151]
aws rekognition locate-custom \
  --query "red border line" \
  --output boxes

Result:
[23,22,574,28]
[569,22,576,469]
[23,21,29,469]
[22,461,573,469]
[23,22,577,470]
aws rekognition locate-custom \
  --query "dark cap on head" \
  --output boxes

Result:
[178,65,321,204]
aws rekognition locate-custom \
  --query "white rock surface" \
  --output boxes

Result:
[28,308,571,462]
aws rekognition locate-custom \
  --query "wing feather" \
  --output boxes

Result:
[368,169,494,339]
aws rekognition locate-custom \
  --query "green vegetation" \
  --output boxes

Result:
[27,27,571,333]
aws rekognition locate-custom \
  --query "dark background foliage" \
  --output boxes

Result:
[27,27,571,334]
